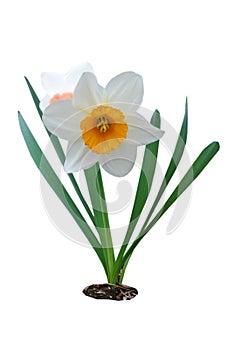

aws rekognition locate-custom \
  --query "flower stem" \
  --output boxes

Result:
[84,164,115,282]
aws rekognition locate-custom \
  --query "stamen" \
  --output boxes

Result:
[97,116,110,133]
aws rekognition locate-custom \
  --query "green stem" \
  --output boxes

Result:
[84,164,115,282]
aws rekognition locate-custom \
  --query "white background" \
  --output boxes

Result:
[1,0,233,349]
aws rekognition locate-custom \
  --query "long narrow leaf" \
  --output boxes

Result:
[164,98,188,183]
[113,110,161,282]
[24,76,43,119]
[141,98,188,231]
[25,77,65,162]
[121,141,220,272]
[24,76,95,224]
[130,110,161,222]
[18,111,107,272]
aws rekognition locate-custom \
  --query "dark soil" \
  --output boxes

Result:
[83,283,138,301]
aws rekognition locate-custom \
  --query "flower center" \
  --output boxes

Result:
[80,105,128,154]
[96,116,110,133]
[49,92,73,104]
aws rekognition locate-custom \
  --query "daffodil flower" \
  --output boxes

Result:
[20,70,220,296]
[39,62,93,111]
[42,71,164,177]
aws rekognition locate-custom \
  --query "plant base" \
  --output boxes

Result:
[83,283,138,301]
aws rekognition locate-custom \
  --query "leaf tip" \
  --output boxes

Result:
[151,109,161,128]
[213,141,220,151]
[185,97,188,117]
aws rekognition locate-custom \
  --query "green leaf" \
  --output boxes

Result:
[24,76,43,120]
[24,76,64,160]
[112,110,161,283]
[18,111,107,273]
[24,76,95,225]
[146,141,220,231]
[142,98,188,231]
[130,109,161,222]
[122,141,220,267]
[163,97,188,185]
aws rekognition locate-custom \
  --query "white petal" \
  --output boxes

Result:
[39,95,51,112]
[72,72,104,111]
[41,72,65,95]
[42,100,85,140]
[105,72,143,113]
[64,137,98,173]
[100,141,137,177]
[126,112,164,145]
[64,62,94,91]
